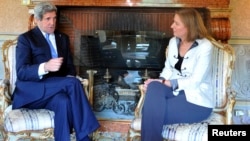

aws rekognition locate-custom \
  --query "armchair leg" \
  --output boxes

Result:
[127,129,141,141]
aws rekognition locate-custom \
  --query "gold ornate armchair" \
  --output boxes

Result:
[127,39,236,141]
[0,39,89,140]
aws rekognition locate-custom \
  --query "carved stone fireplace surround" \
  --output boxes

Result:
[25,0,232,139]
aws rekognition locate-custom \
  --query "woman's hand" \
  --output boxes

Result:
[143,79,163,92]
[143,79,171,92]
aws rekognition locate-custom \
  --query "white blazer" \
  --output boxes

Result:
[160,37,214,108]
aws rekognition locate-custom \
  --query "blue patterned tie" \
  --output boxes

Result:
[45,33,57,58]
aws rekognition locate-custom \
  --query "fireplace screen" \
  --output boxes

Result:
[79,30,169,120]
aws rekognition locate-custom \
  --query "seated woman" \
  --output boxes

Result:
[141,8,214,141]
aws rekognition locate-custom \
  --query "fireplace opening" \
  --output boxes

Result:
[79,30,169,119]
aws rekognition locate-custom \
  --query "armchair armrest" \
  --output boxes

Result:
[225,88,236,124]
[213,87,236,124]
[76,75,89,100]
[129,84,146,131]
[134,84,146,118]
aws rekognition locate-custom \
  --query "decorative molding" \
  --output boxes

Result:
[208,8,232,18]
[229,38,250,45]
[29,0,230,8]
[0,34,18,42]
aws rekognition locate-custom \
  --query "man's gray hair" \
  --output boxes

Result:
[34,2,57,20]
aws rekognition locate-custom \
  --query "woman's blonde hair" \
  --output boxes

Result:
[175,8,213,41]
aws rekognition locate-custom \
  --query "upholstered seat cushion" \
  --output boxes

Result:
[130,112,224,141]
[162,113,224,141]
[4,105,54,132]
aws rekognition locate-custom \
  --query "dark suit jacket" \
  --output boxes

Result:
[12,27,76,108]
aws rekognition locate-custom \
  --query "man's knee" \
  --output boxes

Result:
[53,94,70,106]
[65,77,81,86]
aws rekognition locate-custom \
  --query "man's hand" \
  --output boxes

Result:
[44,57,63,72]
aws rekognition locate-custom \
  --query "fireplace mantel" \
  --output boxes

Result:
[30,0,229,8]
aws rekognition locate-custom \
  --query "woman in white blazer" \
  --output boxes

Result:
[141,8,214,141]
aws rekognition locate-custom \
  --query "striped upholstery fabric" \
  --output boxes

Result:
[4,106,54,132]
[212,46,227,109]
[162,113,224,141]
[6,39,16,94]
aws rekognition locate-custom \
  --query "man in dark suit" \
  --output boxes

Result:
[12,2,100,141]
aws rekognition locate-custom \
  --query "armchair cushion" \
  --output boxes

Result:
[130,112,224,140]
[4,106,54,132]
[162,113,224,141]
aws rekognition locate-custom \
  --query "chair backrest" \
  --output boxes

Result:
[2,39,17,94]
[210,39,235,111]
[0,39,17,124]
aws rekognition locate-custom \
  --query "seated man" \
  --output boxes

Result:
[12,2,100,141]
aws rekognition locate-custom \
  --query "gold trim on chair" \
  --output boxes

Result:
[2,39,17,81]
[1,39,17,125]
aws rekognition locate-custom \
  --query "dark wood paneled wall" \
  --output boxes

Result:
[54,8,211,62]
